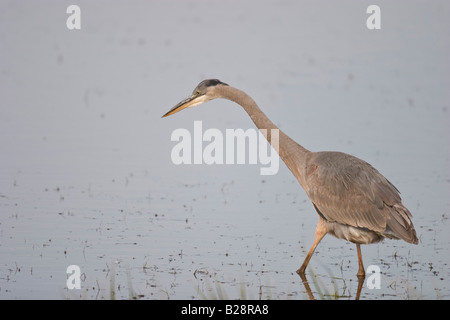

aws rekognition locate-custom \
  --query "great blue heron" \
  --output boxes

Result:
[162,79,418,279]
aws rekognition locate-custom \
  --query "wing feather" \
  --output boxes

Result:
[304,152,417,243]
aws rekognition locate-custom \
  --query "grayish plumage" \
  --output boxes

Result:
[163,79,418,278]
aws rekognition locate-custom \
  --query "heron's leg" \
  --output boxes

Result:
[355,276,364,300]
[297,219,327,275]
[356,244,365,279]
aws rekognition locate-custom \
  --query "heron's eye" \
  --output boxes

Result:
[196,91,201,95]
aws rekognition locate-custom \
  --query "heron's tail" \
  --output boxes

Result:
[385,204,418,244]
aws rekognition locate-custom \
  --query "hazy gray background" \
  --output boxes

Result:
[1,0,449,299]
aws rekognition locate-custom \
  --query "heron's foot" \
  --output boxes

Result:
[296,266,306,276]
[296,266,309,283]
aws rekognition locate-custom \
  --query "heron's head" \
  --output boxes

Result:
[162,79,229,117]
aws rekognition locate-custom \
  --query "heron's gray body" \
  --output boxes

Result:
[163,79,418,278]
[302,151,416,244]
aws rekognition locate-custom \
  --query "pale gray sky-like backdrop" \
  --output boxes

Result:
[0,1,449,299]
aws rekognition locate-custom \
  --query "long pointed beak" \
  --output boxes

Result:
[162,94,202,118]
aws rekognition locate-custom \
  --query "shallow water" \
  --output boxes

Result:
[1,1,449,299]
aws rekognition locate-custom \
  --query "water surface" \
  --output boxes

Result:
[1,0,449,299]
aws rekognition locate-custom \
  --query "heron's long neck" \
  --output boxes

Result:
[219,85,311,186]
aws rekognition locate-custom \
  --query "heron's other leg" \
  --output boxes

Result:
[297,218,327,275]
[356,244,365,279]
